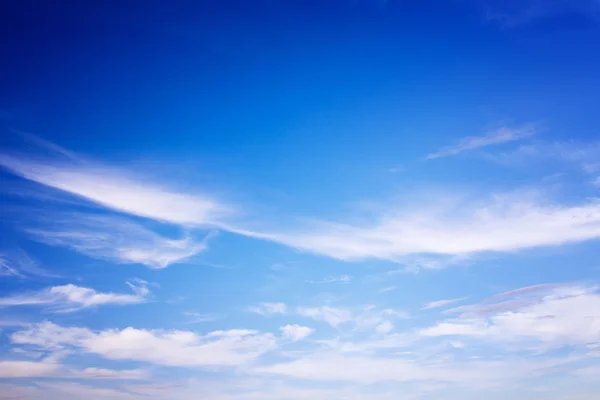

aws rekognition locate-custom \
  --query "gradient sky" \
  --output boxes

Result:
[1,1,600,399]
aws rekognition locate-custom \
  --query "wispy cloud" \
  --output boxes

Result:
[7,138,600,269]
[0,280,150,312]
[264,190,600,262]
[0,253,23,278]
[0,249,58,278]
[0,150,230,227]
[421,297,467,310]
[306,275,352,284]
[425,124,537,160]
[182,312,219,324]
[248,302,287,316]
[486,140,600,185]
[26,213,210,269]
[420,283,600,351]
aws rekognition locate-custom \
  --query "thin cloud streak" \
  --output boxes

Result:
[422,297,467,310]
[425,124,537,160]
[0,153,230,226]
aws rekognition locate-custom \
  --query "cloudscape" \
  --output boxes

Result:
[1,1,600,399]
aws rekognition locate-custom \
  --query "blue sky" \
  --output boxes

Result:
[1,0,600,399]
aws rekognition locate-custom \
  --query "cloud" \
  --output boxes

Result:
[252,353,550,385]
[0,253,23,277]
[182,312,219,323]
[0,358,147,381]
[0,153,229,226]
[248,302,287,316]
[306,275,352,284]
[296,306,353,328]
[264,191,600,262]
[0,280,150,312]
[422,297,467,310]
[26,213,209,269]
[297,305,407,330]
[0,360,61,378]
[12,322,277,368]
[7,138,600,267]
[279,324,314,341]
[375,321,394,334]
[378,286,396,294]
[425,124,537,160]
[419,284,600,351]
[486,140,600,185]
[0,249,57,278]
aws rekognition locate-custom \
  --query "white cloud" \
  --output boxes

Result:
[306,275,352,284]
[375,321,394,334]
[0,358,147,381]
[425,124,537,160]
[264,191,600,262]
[297,306,353,327]
[297,305,407,330]
[182,312,219,323]
[249,302,287,316]
[419,284,600,351]
[0,250,56,278]
[77,368,148,380]
[486,140,600,178]
[252,353,545,385]
[422,297,467,310]
[0,281,149,312]
[11,322,277,367]
[0,154,229,226]
[6,139,600,267]
[0,360,61,378]
[378,286,396,294]
[27,214,208,269]
[279,324,314,341]
[0,253,22,277]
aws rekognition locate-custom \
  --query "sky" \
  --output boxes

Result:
[1,0,600,399]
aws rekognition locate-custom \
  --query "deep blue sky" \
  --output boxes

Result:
[1,1,600,399]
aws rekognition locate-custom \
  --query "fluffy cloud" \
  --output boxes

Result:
[296,306,353,327]
[0,280,150,312]
[11,322,277,367]
[279,324,314,341]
